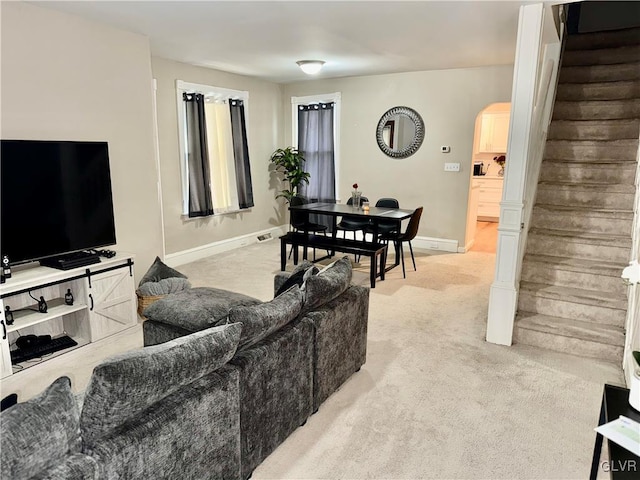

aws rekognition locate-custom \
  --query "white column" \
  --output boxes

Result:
[486,4,544,345]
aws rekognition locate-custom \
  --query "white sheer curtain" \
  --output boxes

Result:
[204,101,240,214]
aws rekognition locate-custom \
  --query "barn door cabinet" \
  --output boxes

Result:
[0,254,136,378]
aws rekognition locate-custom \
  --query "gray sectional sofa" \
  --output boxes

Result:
[0,256,369,480]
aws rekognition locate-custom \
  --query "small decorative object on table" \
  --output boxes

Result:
[351,183,361,208]
[494,155,506,177]
[362,201,370,212]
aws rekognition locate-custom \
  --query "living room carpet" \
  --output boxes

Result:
[179,241,623,480]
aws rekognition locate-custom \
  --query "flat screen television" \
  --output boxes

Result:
[1,140,117,266]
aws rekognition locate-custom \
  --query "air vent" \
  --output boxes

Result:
[257,233,272,242]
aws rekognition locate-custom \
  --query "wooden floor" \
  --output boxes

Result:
[469,221,498,254]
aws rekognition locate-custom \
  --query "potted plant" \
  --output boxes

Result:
[270,147,310,202]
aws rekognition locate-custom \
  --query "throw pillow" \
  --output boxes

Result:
[226,286,303,350]
[143,286,262,332]
[274,265,319,298]
[1,377,81,480]
[138,256,187,287]
[303,256,352,311]
[80,323,242,447]
[136,277,192,297]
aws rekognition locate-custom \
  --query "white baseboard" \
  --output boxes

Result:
[165,228,460,267]
[412,235,459,253]
[165,225,288,267]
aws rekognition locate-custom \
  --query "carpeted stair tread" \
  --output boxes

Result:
[533,204,633,217]
[516,312,625,347]
[562,45,640,66]
[529,228,631,247]
[556,81,640,102]
[552,99,640,120]
[544,138,639,160]
[519,281,627,309]
[523,254,624,278]
[547,118,640,140]
[558,62,640,83]
[565,27,640,51]
[536,181,635,193]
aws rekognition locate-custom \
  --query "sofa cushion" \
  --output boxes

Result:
[303,256,352,311]
[1,376,81,480]
[143,286,261,332]
[226,286,303,350]
[138,256,187,287]
[80,323,242,446]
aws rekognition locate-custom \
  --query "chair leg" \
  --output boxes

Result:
[399,241,406,279]
[408,240,416,271]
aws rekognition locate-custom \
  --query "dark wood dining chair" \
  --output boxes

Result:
[380,206,423,278]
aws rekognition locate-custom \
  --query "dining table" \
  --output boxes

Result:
[283,202,415,286]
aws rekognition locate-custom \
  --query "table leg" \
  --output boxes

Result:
[380,247,386,281]
[370,253,376,288]
[589,394,606,480]
[280,238,286,271]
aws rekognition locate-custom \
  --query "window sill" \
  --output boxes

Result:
[180,208,250,221]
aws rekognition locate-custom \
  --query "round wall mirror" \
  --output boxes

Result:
[376,106,425,159]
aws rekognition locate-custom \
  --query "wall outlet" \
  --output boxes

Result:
[441,146,451,153]
[444,162,460,172]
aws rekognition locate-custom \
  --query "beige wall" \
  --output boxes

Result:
[283,66,513,245]
[151,57,285,254]
[0,2,163,280]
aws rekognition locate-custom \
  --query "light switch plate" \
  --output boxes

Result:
[444,162,460,172]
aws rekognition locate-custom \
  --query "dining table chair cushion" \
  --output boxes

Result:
[303,256,353,312]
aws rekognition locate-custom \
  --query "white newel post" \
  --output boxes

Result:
[486,4,544,345]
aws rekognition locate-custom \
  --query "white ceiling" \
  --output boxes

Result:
[32,1,536,83]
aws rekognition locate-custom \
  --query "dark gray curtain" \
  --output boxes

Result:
[183,93,214,217]
[229,100,254,209]
[298,102,336,228]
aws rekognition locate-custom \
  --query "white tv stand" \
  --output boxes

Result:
[0,253,137,378]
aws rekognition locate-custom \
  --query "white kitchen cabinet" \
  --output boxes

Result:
[0,254,136,378]
[477,112,510,153]
[473,177,504,220]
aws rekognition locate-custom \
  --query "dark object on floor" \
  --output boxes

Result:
[1,393,17,411]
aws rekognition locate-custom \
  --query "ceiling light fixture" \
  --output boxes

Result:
[296,60,325,75]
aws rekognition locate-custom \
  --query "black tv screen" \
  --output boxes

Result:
[1,140,117,265]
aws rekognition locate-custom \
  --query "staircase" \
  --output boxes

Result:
[514,27,640,363]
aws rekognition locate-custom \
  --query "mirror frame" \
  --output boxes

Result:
[376,106,425,159]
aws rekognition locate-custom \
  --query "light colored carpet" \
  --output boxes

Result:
[179,240,624,480]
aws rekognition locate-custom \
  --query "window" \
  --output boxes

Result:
[291,93,341,202]
[177,81,254,217]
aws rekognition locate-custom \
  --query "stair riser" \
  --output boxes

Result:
[544,142,638,161]
[518,292,626,327]
[556,82,640,102]
[559,63,640,83]
[548,120,640,140]
[527,236,630,263]
[530,210,633,236]
[562,46,640,66]
[521,265,627,297]
[536,188,634,210]
[539,164,636,184]
[566,29,640,51]
[514,326,623,362]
